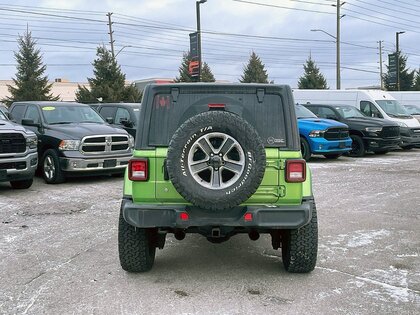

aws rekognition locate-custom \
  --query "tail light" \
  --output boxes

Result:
[128,158,148,181]
[286,159,306,183]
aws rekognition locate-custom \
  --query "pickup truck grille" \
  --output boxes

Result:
[324,128,349,140]
[380,126,400,138]
[0,133,26,154]
[80,135,130,154]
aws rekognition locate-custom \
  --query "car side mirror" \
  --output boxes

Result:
[105,117,114,124]
[22,118,41,128]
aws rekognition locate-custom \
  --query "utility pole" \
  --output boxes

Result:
[336,0,341,90]
[196,0,207,82]
[396,31,405,91]
[378,40,384,90]
[107,12,115,58]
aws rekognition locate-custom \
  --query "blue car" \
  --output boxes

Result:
[296,104,352,161]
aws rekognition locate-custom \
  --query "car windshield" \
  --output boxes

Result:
[41,105,105,124]
[334,106,365,118]
[375,100,410,117]
[404,105,420,115]
[0,111,7,120]
[295,104,317,119]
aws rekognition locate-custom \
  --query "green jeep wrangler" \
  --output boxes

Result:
[119,83,317,273]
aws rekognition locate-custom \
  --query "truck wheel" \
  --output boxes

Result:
[118,209,156,272]
[300,137,311,161]
[41,149,65,184]
[349,135,365,157]
[401,145,414,150]
[282,202,318,273]
[167,111,266,211]
[323,154,341,159]
[10,179,33,189]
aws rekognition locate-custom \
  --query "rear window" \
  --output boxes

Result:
[148,92,287,147]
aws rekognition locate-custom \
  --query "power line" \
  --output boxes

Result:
[232,0,335,14]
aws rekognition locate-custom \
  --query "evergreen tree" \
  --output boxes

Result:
[240,52,269,83]
[3,31,58,105]
[412,70,420,91]
[201,62,216,82]
[298,57,328,89]
[384,52,415,91]
[174,52,216,82]
[174,52,194,83]
[75,46,141,103]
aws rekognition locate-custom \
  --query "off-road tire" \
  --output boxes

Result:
[118,209,156,272]
[281,201,318,273]
[10,179,33,189]
[300,136,311,161]
[323,154,341,159]
[166,111,266,211]
[349,135,365,157]
[41,149,65,184]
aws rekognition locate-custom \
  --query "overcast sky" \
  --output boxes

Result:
[0,0,419,89]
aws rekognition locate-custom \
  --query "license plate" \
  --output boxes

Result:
[0,169,7,180]
[103,159,117,168]
[339,142,345,149]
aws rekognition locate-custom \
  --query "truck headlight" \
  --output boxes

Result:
[309,130,325,138]
[59,140,80,151]
[128,135,135,149]
[397,122,408,128]
[26,136,38,149]
[365,127,382,133]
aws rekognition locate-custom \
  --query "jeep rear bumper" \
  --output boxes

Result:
[121,197,314,230]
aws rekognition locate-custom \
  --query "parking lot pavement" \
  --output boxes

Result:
[1,150,419,315]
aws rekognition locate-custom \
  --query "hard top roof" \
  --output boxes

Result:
[146,82,288,90]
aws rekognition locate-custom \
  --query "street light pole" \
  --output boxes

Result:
[115,45,133,58]
[336,0,341,90]
[378,40,384,90]
[310,29,339,88]
[196,0,207,82]
[396,31,405,91]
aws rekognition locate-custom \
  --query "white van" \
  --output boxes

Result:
[293,89,420,148]
[388,92,420,107]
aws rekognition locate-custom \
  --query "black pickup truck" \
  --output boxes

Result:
[304,104,401,156]
[9,101,134,184]
[91,103,141,138]
[1,113,38,189]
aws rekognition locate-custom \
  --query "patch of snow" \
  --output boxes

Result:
[396,253,419,258]
[347,229,391,248]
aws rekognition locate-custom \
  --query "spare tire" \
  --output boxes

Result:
[166,111,266,211]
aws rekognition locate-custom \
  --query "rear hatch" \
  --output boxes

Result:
[132,84,303,205]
